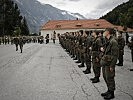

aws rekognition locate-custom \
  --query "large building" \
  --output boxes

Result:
[40,19,115,38]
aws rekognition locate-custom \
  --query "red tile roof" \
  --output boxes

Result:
[41,19,115,30]
[114,25,133,32]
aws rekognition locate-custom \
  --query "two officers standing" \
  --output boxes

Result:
[14,36,24,53]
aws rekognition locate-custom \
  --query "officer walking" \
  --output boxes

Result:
[14,36,19,51]
[100,28,119,99]
[19,36,24,53]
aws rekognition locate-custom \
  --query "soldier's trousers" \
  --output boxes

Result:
[118,50,124,64]
[80,52,84,63]
[15,44,18,51]
[19,44,23,53]
[131,49,133,62]
[102,66,115,91]
[85,54,91,70]
[92,58,101,78]
[76,51,81,61]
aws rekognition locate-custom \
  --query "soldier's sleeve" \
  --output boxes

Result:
[97,38,103,49]
[122,38,125,48]
[110,39,119,67]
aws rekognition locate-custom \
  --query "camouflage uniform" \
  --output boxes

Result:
[0,37,1,45]
[19,37,24,53]
[14,37,19,51]
[129,37,133,62]
[116,35,125,66]
[91,35,102,83]
[100,35,119,99]
[83,32,92,74]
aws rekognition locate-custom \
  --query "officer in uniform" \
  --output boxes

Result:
[129,36,133,71]
[75,32,82,64]
[116,32,125,66]
[77,30,85,67]
[14,36,19,51]
[100,28,119,99]
[19,36,24,53]
[83,31,92,74]
[90,31,102,83]
[53,32,56,44]
[0,37,1,45]
[45,34,49,44]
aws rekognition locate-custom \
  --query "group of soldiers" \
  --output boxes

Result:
[0,36,45,53]
[59,28,126,99]
[0,36,45,45]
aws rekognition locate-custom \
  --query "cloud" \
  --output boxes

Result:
[96,0,129,9]
[68,0,81,1]
[37,0,129,19]
[56,1,67,6]
[85,0,129,18]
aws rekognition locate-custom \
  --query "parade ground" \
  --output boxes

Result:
[0,40,133,100]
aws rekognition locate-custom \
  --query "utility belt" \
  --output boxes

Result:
[100,55,113,66]
[91,51,99,59]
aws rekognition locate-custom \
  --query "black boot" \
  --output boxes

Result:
[104,91,115,99]
[73,57,77,60]
[92,77,100,83]
[130,69,133,71]
[116,63,123,66]
[78,63,85,68]
[83,69,91,74]
[71,55,75,58]
[101,90,109,97]
[75,60,81,63]
[90,77,96,81]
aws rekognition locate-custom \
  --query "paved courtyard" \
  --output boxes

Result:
[0,40,133,100]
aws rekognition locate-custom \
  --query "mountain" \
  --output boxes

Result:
[13,0,86,33]
[100,0,133,29]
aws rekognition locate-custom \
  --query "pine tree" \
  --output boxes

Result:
[0,0,24,36]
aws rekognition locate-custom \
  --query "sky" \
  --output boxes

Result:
[37,0,129,19]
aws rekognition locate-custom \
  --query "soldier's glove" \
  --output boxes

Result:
[89,47,92,50]
[100,47,104,52]
[96,57,99,63]
[109,67,114,72]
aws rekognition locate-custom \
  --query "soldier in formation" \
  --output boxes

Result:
[59,28,123,99]
[83,31,92,74]
[116,32,125,66]
[90,31,103,83]
[100,28,119,99]
[129,36,133,71]
[0,37,2,45]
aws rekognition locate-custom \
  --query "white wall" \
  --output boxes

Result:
[41,28,105,39]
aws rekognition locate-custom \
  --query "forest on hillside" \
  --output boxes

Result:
[101,0,133,29]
